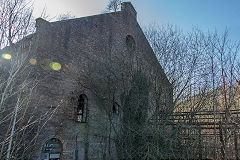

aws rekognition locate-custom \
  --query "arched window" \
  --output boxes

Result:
[126,35,136,52]
[112,102,119,115]
[76,94,88,122]
[41,138,62,160]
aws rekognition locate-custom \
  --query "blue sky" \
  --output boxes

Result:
[133,0,240,41]
[32,0,240,41]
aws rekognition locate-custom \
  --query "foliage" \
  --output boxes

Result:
[119,70,149,159]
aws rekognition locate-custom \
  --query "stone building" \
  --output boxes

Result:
[0,2,173,160]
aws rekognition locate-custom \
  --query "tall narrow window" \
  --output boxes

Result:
[112,102,119,115]
[126,35,136,52]
[76,94,88,122]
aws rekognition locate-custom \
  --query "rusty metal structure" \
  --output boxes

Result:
[170,109,240,159]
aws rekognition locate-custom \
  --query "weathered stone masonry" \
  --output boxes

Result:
[1,2,173,160]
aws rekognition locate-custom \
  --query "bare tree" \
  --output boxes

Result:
[0,43,65,159]
[105,0,122,12]
[145,25,208,110]
[145,24,240,159]
[56,12,75,21]
[0,0,35,48]
[0,1,65,158]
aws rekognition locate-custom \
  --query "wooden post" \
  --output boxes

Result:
[219,121,225,159]
[198,127,202,159]
[234,126,239,160]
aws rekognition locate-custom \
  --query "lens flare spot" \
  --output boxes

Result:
[2,54,12,60]
[40,59,51,70]
[50,62,61,71]
[29,58,37,65]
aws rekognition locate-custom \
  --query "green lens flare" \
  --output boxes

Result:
[50,62,61,71]
[40,59,51,70]
[2,54,12,60]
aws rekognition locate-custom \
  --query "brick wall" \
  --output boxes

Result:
[0,2,173,160]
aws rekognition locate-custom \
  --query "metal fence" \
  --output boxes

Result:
[169,109,240,159]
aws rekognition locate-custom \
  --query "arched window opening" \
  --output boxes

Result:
[126,35,136,52]
[41,138,62,160]
[76,94,88,122]
[112,102,119,115]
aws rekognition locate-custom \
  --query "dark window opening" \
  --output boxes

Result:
[126,35,136,52]
[112,102,119,115]
[76,94,88,122]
